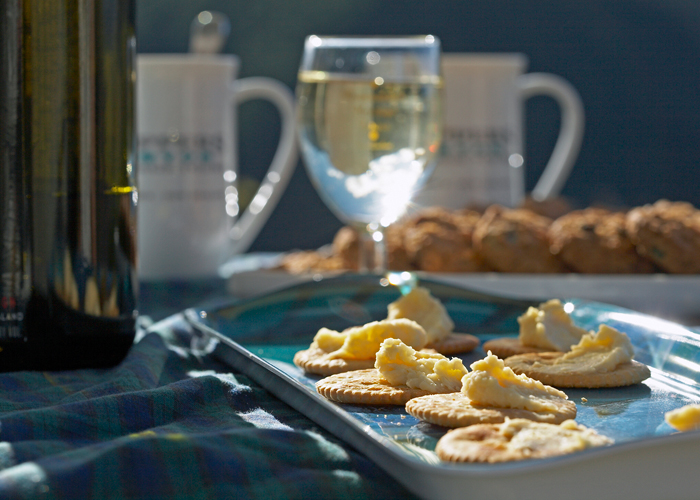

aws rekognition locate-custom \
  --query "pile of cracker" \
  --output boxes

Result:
[279,198,700,274]
[292,290,662,464]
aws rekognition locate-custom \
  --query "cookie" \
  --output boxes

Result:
[481,338,550,359]
[548,208,655,273]
[278,250,347,274]
[472,205,568,273]
[331,224,415,271]
[520,195,574,220]
[403,221,489,273]
[435,418,612,463]
[315,368,439,405]
[453,208,485,241]
[293,347,375,376]
[625,199,700,273]
[427,333,480,355]
[403,206,461,229]
[384,222,415,271]
[504,352,651,388]
[399,207,488,272]
[331,226,361,270]
[405,392,577,428]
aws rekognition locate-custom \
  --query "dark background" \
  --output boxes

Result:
[136,0,700,253]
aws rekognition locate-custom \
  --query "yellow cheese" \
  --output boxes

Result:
[375,338,467,392]
[311,318,428,360]
[550,324,634,373]
[311,328,346,352]
[665,404,700,432]
[518,299,588,351]
[387,287,454,343]
[462,352,568,412]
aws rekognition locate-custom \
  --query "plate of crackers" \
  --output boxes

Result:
[186,273,700,500]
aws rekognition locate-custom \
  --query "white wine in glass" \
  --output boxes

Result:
[296,35,443,271]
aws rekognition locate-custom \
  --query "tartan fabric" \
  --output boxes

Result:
[0,314,418,500]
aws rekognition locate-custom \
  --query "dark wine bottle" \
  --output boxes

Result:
[0,0,138,371]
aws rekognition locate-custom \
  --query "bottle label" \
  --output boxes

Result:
[0,110,29,342]
[0,297,24,339]
[1,184,29,340]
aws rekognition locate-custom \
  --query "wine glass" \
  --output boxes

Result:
[296,35,443,272]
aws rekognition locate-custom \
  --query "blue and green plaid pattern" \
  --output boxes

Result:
[0,313,418,500]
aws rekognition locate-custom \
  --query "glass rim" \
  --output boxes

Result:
[304,34,440,49]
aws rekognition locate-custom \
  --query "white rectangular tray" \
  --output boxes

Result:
[187,274,700,500]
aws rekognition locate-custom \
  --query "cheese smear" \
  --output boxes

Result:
[375,338,467,392]
[387,287,454,343]
[462,352,568,412]
[665,404,700,432]
[518,299,588,351]
[498,418,613,454]
[549,324,634,373]
[311,318,428,360]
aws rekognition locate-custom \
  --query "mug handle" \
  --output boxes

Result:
[517,73,585,200]
[224,77,298,256]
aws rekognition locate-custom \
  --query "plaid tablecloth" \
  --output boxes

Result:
[0,312,418,500]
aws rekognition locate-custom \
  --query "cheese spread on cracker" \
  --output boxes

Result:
[492,418,613,456]
[546,324,634,373]
[387,287,454,344]
[435,417,612,463]
[665,403,700,432]
[462,352,569,412]
[312,318,428,360]
[375,338,467,392]
[518,299,588,351]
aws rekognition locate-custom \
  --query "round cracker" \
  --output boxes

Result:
[427,333,480,355]
[404,392,576,428]
[436,424,529,463]
[315,369,439,405]
[435,420,611,463]
[481,337,551,359]
[504,352,651,388]
[293,347,374,376]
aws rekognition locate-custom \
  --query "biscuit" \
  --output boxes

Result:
[403,206,461,229]
[331,226,361,270]
[453,208,484,242]
[435,419,612,463]
[472,205,568,273]
[548,208,655,273]
[293,347,375,376]
[625,199,700,274]
[403,222,489,272]
[384,222,415,271]
[427,333,480,355]
[278,250,347,274]
[331,224,415,271]
[504,352,651,388]
[401,207,489,272]
[404,392,576,428]
[315,368,439,405]
[520,195,574,220]
[481,338,551,359]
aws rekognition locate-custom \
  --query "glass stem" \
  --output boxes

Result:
[356,222,386,273]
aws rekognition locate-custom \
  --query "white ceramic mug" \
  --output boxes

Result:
[136,54,297,281]
[413,53,584,210]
